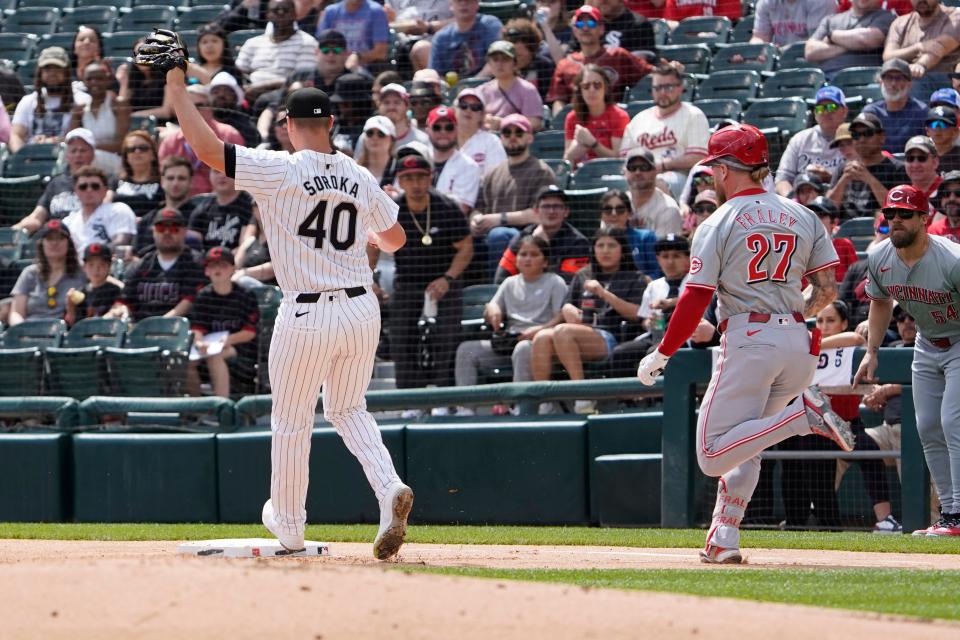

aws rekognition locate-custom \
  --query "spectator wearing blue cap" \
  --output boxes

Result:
[805,0,895,82]
[925,106,960,172]
[862,59,929,154]
[774,86,847,197]
[930,87,960,113]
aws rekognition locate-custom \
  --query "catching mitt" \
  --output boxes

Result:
[134,28,188,74]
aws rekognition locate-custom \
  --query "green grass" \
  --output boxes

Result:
[1,523,960,554]
[403,566,960,621]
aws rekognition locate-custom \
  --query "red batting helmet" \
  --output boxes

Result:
[701,123,769,168]
[882,185,928,214]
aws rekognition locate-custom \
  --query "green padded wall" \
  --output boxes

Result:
[217,426,405,523]
[593,454,662,526]
[0,433,69,522]
[72,434,218,522]
[406,421,588,525]
[586,412,662,523]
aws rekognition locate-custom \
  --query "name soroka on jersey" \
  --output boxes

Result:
[302,175,361,198]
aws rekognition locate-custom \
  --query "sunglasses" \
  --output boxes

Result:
[319,45,345,54]
[365,129,388,138]
[154,222,183,232]
[693,175,713,186]
[47,286,57,309]
[943,188,960,198]
[411,98,438,107]
[601,205,628,215]
[431,123,455,132]
[501,127,526,138]
[814,102,840,115]
[626,162,654,172]
[693,204,717,214]
[905,153,930,163]
[574,18,598,29]
[850,129,875,140]
[579,80,603,91]
[882,209,918,221]
[927,119,952,130]
[125,145,151,153]
[651,83,679,93]
[76,182,103,191]
[457,100,484,112]
[877,224,889,233]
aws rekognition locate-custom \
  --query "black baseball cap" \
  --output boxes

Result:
[37,219,71,239]
[285,87,333,119]
[395,153,432,176]
[83,242,112,262]
[316,29,347,48]
[535,184,568,204]
[204,246,235,266]
[807,196,839,217]
[653,233,690,254]
[154,208,186,226]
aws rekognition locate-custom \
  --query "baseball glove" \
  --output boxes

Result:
[133,28,188,74]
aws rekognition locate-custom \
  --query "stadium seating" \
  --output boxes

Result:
[250,285,280,393]
[832,66,883,103]
[102,31,146,58]
[40,33,78,53]
[19,0,72,8]
[727,14,754,44]
[4,143,63,179]
[759,68,825,101]
[0,347,44,395]
[1,318,67,349]
[226,28,262,54]
[742,97,809,138]
[0,176,44,226]
[104,317,193,397]
[624,100,653,118]
[0,33,38,66]
[117,5,179,31]
[461,283,497,336]
[694,98,742,128]
[58,5,119,33]
[0,227,27,262]
[541,158,571,188]
[477,0,526,22]
[657,43,711,75]
[695,69,761,104]
[668,16,732,48]
[177,4,228,30]
[649,18,669,47]
[777,41,813,70]
[564,187,607,236]
[75,0,130,7]
[2,7,61,34]
[568,158,626,191]
[529,130,565,160]
[46,318,127,399]
[709,43,777,73]
[627,74,694,103]
[836,216,877,251]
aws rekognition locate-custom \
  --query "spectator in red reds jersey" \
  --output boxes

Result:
[929,170,960,243]
[188,247,259,398]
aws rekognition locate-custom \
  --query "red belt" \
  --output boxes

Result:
[718,312,805,334]
[929,337,956,349]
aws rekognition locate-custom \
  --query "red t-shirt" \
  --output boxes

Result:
[564,104,631,163]
[664,0,741,21]
[547,48,652,104]
[928,217,960,244]
[626,0,665,18]
[833,237,858,283]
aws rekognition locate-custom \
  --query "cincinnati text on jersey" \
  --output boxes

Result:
[883,284,955,305]
[302,175,361,198]
[734,209,800,231]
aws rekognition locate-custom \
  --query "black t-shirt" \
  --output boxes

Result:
[114,179,165,219]
[837,157,908,218]
[216,110,261,148]
[39,173,119,220]
[392,189,469,288]
[187,191,254,251]
[75,280,122,320]
[134,200,197,256]
[603,10,657,55]
[190,283,259,358]
[120,250,207,322]
[567,268,646,337]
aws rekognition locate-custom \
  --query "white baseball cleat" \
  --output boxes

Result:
[373,482,414,560]
[803,385,855,452]
[699,544,743,564]
[261,499,306,553]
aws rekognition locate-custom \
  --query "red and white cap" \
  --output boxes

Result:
[426,106,457,127]
[882,185,929,214]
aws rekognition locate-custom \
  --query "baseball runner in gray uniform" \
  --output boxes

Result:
[637,123,855,563]
[140,30,414,558]
[855,185,960,536]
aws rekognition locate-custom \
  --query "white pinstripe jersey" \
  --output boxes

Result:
[229,144,399,292]
[686,188,839,322]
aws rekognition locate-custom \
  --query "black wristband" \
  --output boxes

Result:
[443,274,456,284]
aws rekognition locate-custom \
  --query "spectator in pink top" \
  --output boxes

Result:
[563,64,629,166]
[477,40,544,132]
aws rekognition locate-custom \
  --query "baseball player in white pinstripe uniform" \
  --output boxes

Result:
[162,44,414,559]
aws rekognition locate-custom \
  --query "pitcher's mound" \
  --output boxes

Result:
[177,538,330,558]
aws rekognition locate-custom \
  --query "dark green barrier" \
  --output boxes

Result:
[78,396,236,432]
[0,397,80,430]
[406,421,588,525]
[216,426,405,523]
[0,433,69,521]
[593,454,662,526]
[586,412,662,523]
[72,434,218,522]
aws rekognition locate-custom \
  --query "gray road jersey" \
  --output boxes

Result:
[865,235,960,340]
[686,189,839,322]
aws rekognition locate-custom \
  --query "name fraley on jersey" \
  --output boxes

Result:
[733,208,801,231]
[301,174,361,198]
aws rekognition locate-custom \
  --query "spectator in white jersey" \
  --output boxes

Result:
[424,106,481,214]
[61,166,137,256]
[454,88,508,175]
[775,86,848,196]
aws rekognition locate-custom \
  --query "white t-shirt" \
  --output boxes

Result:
[639,274,689,319]
[62,201,137,254]
[236,30,319,85]
[435,150,481,208]
[12,90,91,143]
[631,188,683,237]
[460,130,508,176]
[620,102,710,163]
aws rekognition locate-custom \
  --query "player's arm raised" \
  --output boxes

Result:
[166,67,225,173]
[802,267,837,319]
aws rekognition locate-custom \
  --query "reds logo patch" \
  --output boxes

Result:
[690,256,703,274]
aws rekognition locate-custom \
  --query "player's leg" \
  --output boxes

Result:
[939,348,960,525]
[701,459,759,563]
[911,346,953,526]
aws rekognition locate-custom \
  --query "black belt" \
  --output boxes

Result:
[296,287,366,303]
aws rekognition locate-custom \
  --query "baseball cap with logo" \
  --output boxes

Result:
[487,40,516,60]
[38,219,71,239]
[379,83,409,102]
[794,172,824,193]
[880,58,911,80]
[37,46,69,68]
[395,154,432,176]
[926,106,958,128]
[815,86,845,107]
[285,87,333,118]
[204,246,235,266]
[625,147,656,168]
[83,242,113,263]
[154,208,186,226]
[426,105,457,127]
[829,122,853,148]
[904,135,937,156]
[396,140,434,166]
[851,112,883,132]
[500,113,531,133]
[882,184,928,213]
[806,196,839,218]
[654,233,690,254]
[930,88,960,110]
[574,5,602,23]
[535,184,568,204]
[363,115,396,138]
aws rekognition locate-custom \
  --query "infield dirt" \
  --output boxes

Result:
[0,540,957,639]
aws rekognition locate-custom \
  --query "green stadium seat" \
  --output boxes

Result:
[710,43,777,73]
[2,7,61,34]
[0,347,44,395]
[477,0,526,22]
[627,74,695,103]
[549,103,573,131]
[19,0,73,8]
[529,129,565,159]
[694,69,761,104]
[0,33,38,65]
[668,16,733,47]
[446,76,486,102]
[657,43,711,74]
[104,317,192,397]
[760,68,825,101]
[58,5,118,33]
[728,14,754,43]
[102,31,147,58]
[832,66,882,103]
[249,284,279,392]
[0,318,66,349]
[624,100,653,118]
[0,226,27,261]
[461,283,497,335]
[75,0,130,7]
[541,157,571,188]
[0,176,44,226]
[569,157,626,190]
[777,41,814,70]
[39,33,77,52]
[16,59,36,92]
[650,18,668,47]
[694,98,741,128]
[47,320,125,399]
[836,216,877,251]
[742,97,809,138]
[117,5,178,31]
[63,317,127,348]
[565,187,607,236]
[4,142,63,179]
[177,4,228,30]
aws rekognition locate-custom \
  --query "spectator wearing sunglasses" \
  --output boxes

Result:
[563,64,629,166]
[546,5,652,113]
[861,59,929,154]
[929,170,960,242]
[804,0,894,82]
[925,106,960,173]
[409,81,442,128]
[598,189,658,277]
[903,135,943,213]
[471,113,556,273]
[675,163,713,217]
[682,189,717,240]
[315,0,390,71]
[62,166,136,256]
[623,148,683,236]
[827,112,908,219]
[775,86,847,197]
[476,41,544,132]
[356,116,398,187]
[454,88,508,175]
[9,220,86,326]
[425,107,481,215]
[427,0,503,77]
